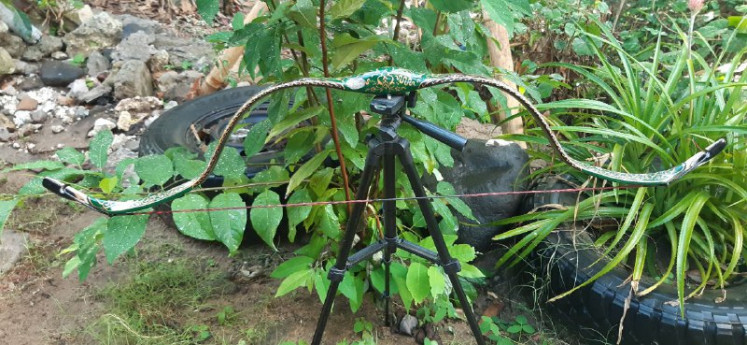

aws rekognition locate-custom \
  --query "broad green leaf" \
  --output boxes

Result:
[480,0,523,36]
[55,147,85,166]
[173,156,206,180]
[196,0,220,24]
[268,106,324,139]
[206,143,247,180]
[271,256,314,279]
[0,199,19,236]
[135,155,173,187]
[329,0,366,19]
[449,244,476,262]
[309,168,335,198]
[243,119,273,159]
[171,194,215,241]
[103,214,149,264]
[330,34,381,70]
[73,217,107,281]
[99,177,118,193]
[314,270,330,303]
[458,264,485,279]
[250,190,282,250]
[287,189,312,241]
[437,181,476,221]
[1,160,64,174]
[428,266,446,298]
[19,168,95,195]
[89,130,113,170]
[209,193,246,254]
[430,0,474,12]
[391,262,413,311]
[406,261,430,304]
[275,268,313,297]
[339,272,364,312]
[676,193,709,316]
[287,150,331,196]
[317,204,340,238]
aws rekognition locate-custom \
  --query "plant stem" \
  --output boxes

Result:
[319,0,353,213]
[389,0,407,66]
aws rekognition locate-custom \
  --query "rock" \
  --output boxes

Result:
[118,14,162,38]
[110,60,153,99]
[67,78,91,100]
[16,96,38,111]
[12,111,31,127]
[88,118,116,137]
[30,109,48,123]
[154,34,214,71]
[0,230,28,275]
[1,85,17,96]
[17,75,44,90]
[21,35,64,62]
[157,70,202,101]
[0,127,15,142]
[13,60,40,74]
[51,124,65,133]
[79,84,112,104]
[51,51,68,60]
[62,4,94,29]
[0,20,6,33]
[86,51,111,77]
[63,12,123,57]
[16,123,41,137]
[115,96,162,113]
[112,31,156,62]
[437,139,529,252]
[74,106,89,118]
[399,314,418,335]
[57,96,75,106]
[147,49,169,73]
[0,33,25,58]
[0,113,14,130]
[164,100,178,110]
[0,47,14,75]
[39,60,85,87]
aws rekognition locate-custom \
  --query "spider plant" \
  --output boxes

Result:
[497,17,746,315]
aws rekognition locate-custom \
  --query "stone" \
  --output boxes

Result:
[78,84,112,104]
[117,14,162,38]
[62,4,94,29]
[437,139,529,252]
[16,96,38,111]
[399,314,418,335]
[154,34,214,71]
[112,31,156,62]
[0,47,14,75]
[16,123,41,137]
[17,75,44,90]
[0,127,15,142]
[0,20,7,33]
[0,85,17,96]
[88,118,116,137]
[0,33,25,58]
[63,12,123,57]
[74,106,89,118]
[164,100,178,110]
[0,114,14,130]
[67,78,92,100]
[157,70,202,101]
[51,125,65,133]
[147,49,170,73]
[12,111,31,127]
[115,96,162,113]
[51,51,68,60]
[13,60,40,75]
[0,230,28,275]
[39,60,85,87]
[21,35,64,62]
[57,96,75,106]
[30,109,48,123]
[110,60,153,100]
[86,51,111,77]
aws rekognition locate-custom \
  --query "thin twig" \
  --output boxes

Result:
[319,0,353,214]
[389,0,407,66]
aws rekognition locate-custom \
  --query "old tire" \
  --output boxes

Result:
[532,177,747,345]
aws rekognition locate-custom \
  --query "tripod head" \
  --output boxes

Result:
[369,92,467,151]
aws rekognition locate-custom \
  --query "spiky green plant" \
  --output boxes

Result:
[498,16,746,314]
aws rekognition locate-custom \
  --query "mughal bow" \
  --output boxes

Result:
[42,68,727,216]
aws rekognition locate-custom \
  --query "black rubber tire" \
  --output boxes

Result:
[139,86,275,186]
[532,177,747,345]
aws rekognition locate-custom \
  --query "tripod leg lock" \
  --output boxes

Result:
[327,268,346,282]
[442,260,462,275]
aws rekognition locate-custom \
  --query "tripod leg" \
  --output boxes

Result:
[396,143,487,345]
[382,148,396,326]
[311,146,382,345]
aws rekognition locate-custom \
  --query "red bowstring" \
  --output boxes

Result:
[131,185,641,216]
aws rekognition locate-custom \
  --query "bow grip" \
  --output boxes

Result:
[701,138,727,163]
[337,67,427,95]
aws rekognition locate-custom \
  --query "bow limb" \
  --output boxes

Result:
[420,74,726,186]
[44,78,347,216]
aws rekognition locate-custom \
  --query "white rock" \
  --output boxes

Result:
[74,107,89,118]
[56,143,64,149]
[12,142,20,149]
[26,143,35,150]
[67,78,90,99]
[51,125,65,133]
[51,51,68,60]
[12,111,31,127]
[88,118,116,137]
[116,111,132,131]
[163,100,178,110]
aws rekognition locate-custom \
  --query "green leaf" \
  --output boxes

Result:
[428,266,446,298]
[103,214,149,264]
[89,130,113,170]
[458,264,485,279]
[99,176,118,193]
[437,181,476,221]
[171,149,206,180]
[1,160,64,174]
[268,106,324,139]
[480,0,518,36]
[73,217,107,281]
[243,119,273,159]
[206,143,246,180]
[209,193,246,254]
[406,261,430,304]
[330,34,381,70]
[317,204,340,238]
[271,256,314,279]
[250,190,282,250]
[275,268,313,297]
[430,0,474,12]
[287,150,331,197]
[56,147,85,166]
[339,272,365,312]
[171,194,216,241]
[135,155,173,187]
[329,0,366,19]
[0,199,19,236]
[287,189,312,241]
[450,244,476,262]
[391,262,413,311]
[196,0,220,25]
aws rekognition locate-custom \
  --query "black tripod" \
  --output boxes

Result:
[311,93,486,345]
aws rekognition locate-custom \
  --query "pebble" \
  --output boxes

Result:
[39,60,86,87]
[51,125,65,133]
[30,109,48,123]
[399,314,418,335]
[51,51,68,60]
[12,111,31,127]
[163,100,178,110]
[88,118,116,137]
[12,142,20,149]
[16,96,39,111]
[0,128,14,142]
